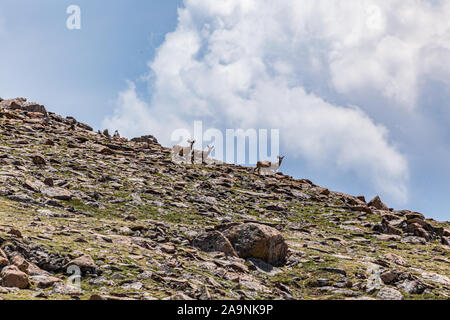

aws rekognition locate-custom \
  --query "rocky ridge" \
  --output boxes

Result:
[0,97,448,300]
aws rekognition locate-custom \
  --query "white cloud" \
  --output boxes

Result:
[103,0,450,203]
[103,81,190,141]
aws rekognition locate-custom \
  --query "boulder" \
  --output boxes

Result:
[11,255,44,276]
[44,139,55,146]
[77,122,93,131]
[402,236,426,245]
[31,153,46,165]
[357,195,366,203]
[23,179,45,192]
[381,219,402,235]
[131,135,159,145]
[65,255,97,274]
[193,231,237,257]
[1,265,30,289]
[43,177,54,187]
[160,243,176,254]
[421,272,450,286]
[382,253,408,267]
[407,218,433,231]
[372,219,402,236]
[22,103,47,115]
[41,187,73,201]
[444,228,450,237]
[368,196,389,210]
[442,236,450,246]
[223,223,288,266]
[26,111,46,119]
[52,282,83,296]
[376,287,403,300]
[29,275,62,289]
[380,270,400,284]
[8,228,22,238]
[405,212,425,221]
[99,147,115,155]
[0,255,8,268]
[406,223,430,241]
[397,280,425,294]
[11,255,30,273]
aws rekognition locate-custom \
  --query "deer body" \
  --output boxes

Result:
[191,145,214,164]
[172,140,195,163]
[256,156,285,175]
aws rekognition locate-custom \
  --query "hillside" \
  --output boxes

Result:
[0,97,449,300]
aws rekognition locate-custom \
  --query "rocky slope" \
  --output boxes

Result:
[0,97,449,300]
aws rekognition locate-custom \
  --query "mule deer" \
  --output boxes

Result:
[172,139,195,163]
[191,145,214,164]
[255,155,285,175]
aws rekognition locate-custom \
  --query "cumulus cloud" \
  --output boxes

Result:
[102,0,450,203]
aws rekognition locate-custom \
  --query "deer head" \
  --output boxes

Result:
[187,139,196,148]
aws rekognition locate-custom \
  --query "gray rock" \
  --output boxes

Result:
[397,280,425,294]
[421,272,450,286]
[401,236,426,245]
[121,281,144,290]
[193,230,238,257]
[376,287,403,300]
[7,193,35,204]
[29,275,62,289]
[42,187,73,200]
[52,282,82,296]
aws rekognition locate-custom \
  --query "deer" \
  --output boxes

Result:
[191,145,214,164]
[172,139,195,163]
[255,155,285,175]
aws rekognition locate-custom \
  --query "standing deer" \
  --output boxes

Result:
[172,139,195,163]
[255,156,285,175]
[191,145,214,164]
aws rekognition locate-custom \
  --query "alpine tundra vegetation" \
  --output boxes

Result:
[0,97,448,300]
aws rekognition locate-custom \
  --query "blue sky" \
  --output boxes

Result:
[0,1,449,221]
[0,0,181,122]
